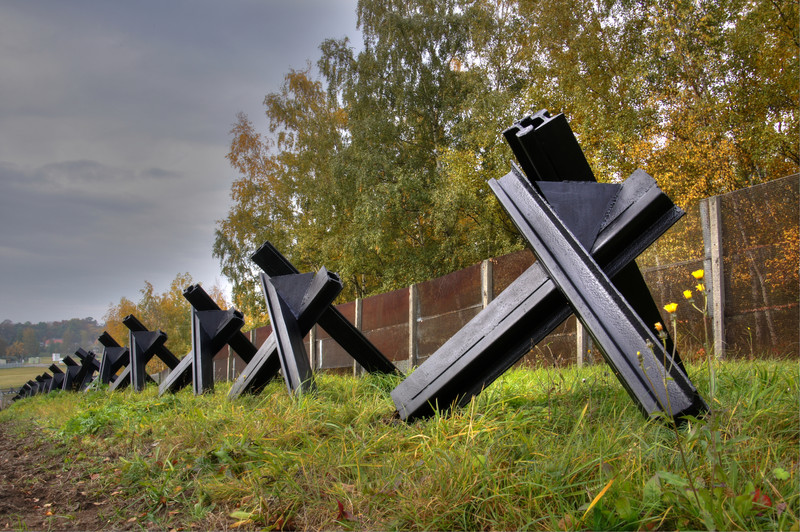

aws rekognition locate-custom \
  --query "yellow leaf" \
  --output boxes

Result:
[583,478,615,520]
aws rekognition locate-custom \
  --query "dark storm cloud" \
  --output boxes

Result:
[0,0,359,323]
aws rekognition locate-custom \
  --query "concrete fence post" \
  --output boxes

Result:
[701,196,726,358]
[227,345,235,382]
[309,325,317,371]
[576,320,592,367]
[353,298,364,376]
[408,284,419,370]
[481,259,493,308]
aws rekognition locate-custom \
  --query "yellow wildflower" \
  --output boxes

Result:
[654,322,663,332]
[664,302,678,313]
[691,269,704,280]
[696,283,705,292]
[683,290,693,300]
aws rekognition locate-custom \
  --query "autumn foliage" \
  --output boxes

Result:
[215,0,798,323]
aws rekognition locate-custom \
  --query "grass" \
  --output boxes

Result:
[0,366,55,388]
[1,359,798,531]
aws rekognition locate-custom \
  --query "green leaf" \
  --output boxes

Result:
[643,474,662,505]
[229,511,253,520]
[658,471,689,488]
[774,467,790,480]
[614,496,637,521]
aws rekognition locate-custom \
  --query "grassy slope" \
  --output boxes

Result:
[1,360,798,531]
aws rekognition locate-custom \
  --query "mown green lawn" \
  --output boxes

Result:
[0,366,53,389]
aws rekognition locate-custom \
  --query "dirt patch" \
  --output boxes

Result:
[0,423,120,531]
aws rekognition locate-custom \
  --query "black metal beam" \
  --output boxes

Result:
[61,356,82,391]
[261,274,315,395]
[121,315,177,392]
[159,285,245,395]
[182,284,257,363]
[251,242,398,375]
[489,167,706,420]
[191,308,245,395]
[390,169,690,420]
[97,332,130,385]
[228,267,344,398]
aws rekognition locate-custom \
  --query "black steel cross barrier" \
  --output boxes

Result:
[391,110,707,422]
[228,242,398,400]
[72,348,100,391]
[96,331,130,386]
[489,166,707,420]
[158,284,245,395]
[503,110,682,363]
[35,374,52,394]
[252,242,399,375]
[48,363,65,392]
[260,268,343,395]
[61,355,83,392]
[35,373,51,394]
[109,314,180,392]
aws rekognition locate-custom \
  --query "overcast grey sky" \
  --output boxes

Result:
[0,0,360,324]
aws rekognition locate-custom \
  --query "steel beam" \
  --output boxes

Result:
[182,284,257,363]
[120,314,178,392]
[489,168,707,419]
[191,308,245,395]
[228,267,343,398]
[262,275,315,395]
[250,242,398,375]
[391,169,690,420]
[159,285,245,395]
[97,332,130,385]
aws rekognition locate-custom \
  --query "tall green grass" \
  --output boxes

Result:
[2,360,797,531]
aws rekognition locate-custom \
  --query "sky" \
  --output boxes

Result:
[0,0,361,324]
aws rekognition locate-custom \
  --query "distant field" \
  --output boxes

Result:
[0,367,51,389]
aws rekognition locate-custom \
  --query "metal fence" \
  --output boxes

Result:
[213,174,799,379]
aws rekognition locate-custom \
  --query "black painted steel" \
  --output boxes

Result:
[158,285,245,395]
[48,364,65,391]
[391,169,685,420]
[182,284,257,363]
[250,242,398,375]
[489,167,707,419]
[73,348,100,390]
[261,269,343,395]
[191,307,245,395]
[61,356,82,391]
[502,110,595,183]
[391,111,700,421]
[35,374,52,394]
[506,111,681,358]
[120,314,179,392]
[97,332,130,385]
[228,267,344,398]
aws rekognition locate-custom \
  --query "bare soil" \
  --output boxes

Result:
[0,423,121,531]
